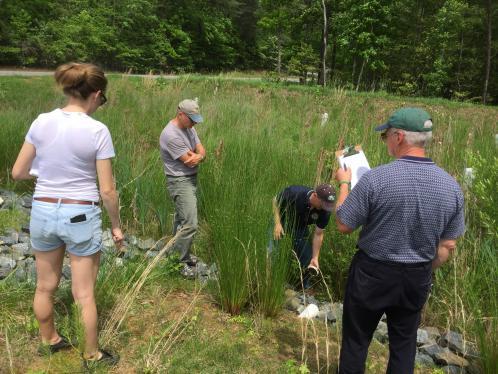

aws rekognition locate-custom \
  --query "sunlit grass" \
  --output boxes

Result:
[0,75,497,369]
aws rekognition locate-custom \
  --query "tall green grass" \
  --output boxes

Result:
[1,75,497,367]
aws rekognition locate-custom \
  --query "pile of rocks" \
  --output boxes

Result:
[0,188,217,284]
[285,289,480,374]
[101,229,217,284]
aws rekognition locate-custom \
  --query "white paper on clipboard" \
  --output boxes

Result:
[337,149,370,189]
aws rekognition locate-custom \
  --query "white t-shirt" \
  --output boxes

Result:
[25,109,115,201]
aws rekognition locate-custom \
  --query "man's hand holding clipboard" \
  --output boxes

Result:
[335,145,371,189]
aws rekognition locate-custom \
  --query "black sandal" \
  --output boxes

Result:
[38,334,72,355]
[83,349,120,368]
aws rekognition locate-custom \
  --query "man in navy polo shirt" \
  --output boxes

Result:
[271,184,335,286]
[334,108,465,373]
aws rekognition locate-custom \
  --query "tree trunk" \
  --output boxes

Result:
[318,0,328,86]
[356,58,366,91]
[457,32,464,92]
[277,37,282,75]
[483,0,492,105]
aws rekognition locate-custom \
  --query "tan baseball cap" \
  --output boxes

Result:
[178,99,203,123]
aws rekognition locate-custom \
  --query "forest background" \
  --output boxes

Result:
[0,0,496,105]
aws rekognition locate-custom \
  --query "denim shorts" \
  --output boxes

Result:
[30,200,103,256]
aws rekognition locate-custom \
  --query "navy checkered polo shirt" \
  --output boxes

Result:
[337,156,465,263]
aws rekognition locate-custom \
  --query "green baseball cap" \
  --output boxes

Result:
[375,107,433,132]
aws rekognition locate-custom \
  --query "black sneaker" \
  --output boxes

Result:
[83,349,120,368]
[38,335,72,355]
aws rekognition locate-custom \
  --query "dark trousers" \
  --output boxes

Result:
[339,251,432,374]
[292,227,312,269]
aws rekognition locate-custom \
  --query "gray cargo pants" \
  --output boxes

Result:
[166,174,198,262]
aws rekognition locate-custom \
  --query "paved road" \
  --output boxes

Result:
[0,69,299,82]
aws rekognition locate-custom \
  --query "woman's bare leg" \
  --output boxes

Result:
[33,246,65,344]
[69,251,101,357]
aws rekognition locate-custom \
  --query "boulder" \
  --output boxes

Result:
[138,238,155,251]
[18,233,30,244]
[417,328,435,346]
[145,250,159,258]
[425,326,441,341]
[14,258,37,282]
[286,297,301,311]
[11,242,31,257]
[124,234,138,246]
[0,235,17,246]
[420,343,448,358]
[298,294,318,306]
[317,309,337,323]
[434,350,469,367]
[415,352,435,367]
[21,195,32,208]
[0,255,17,279]
[440,331,478,358]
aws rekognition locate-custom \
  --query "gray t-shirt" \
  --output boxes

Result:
[159,121,201,176]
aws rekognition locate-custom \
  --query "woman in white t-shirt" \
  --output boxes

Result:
[12,62,123,366]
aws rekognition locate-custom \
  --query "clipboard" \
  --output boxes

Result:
[335,145,370,188]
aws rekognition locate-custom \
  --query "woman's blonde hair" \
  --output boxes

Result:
[54,62,107,100]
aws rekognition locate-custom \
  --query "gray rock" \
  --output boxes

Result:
[440,331,479,359]
[286,297,301,311]
[11,242,31,257]
[381,313,386,321]
[125,234,138,246]
[434,350,469,367]
[138,238,155,251]
[115,258,124,267]
[152,238,167,251]
[0,256,16,268]
[415,352,435,367]
[417,328,435,346]
[440,331,468,356]
[425,326,441,341]
[331,302,343,322]
[62,264,71,280]
[196,261,210,276]
[298,294,318,306]
[209,263,218,274]
[145,250,159,258]
[0,266,14,278]
[0,235,17,246]
[374,321,389,343]
[420,343,448,358]
[19,233,30,243]
[21,195,32,208]
[441,365,467,374]
[284,289,297,299]
[123,247,139,260]
[0,190,22,209]
[0,196,4,207]
[0,245,10,254]
[15,258,36,283]
[102,238,115,250]
[297,305,305,314]
[317,310,337,323]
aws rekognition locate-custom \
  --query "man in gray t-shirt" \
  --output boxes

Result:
[159,99,206,271]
